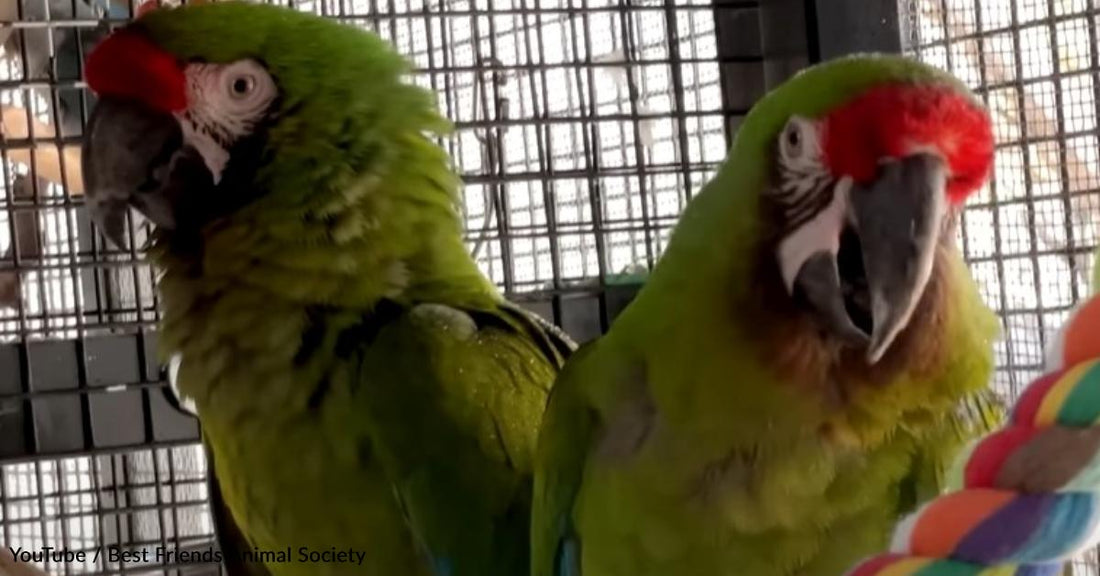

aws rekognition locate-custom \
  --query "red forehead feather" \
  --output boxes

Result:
[84,27,187,113]
[821,83,994,204]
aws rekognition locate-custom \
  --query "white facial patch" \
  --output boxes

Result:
[176,59,278,184]
[777,177,852,292]
[778,116,825,174]
[176,115,231,183]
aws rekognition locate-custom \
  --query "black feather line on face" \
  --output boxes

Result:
[182,109,236,150]
[168,100,279,238]
[763,139,837,243]
[782,177,836,232]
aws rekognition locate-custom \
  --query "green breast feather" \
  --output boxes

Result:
[184,297,573,576]
[531,54,1002,576]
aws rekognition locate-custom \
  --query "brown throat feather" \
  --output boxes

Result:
[742,204,960,409]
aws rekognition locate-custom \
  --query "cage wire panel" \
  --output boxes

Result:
[905,0,1100,572]
[0,0,761,573]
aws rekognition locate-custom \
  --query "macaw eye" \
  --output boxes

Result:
[229,75,256,98]
[786,126,801,152]
[779,116,818,164]
[215,59,276,115]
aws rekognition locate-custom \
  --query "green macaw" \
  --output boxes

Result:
[531,55,1004,576]
[78,3,575,575]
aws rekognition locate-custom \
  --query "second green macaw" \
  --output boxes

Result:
[79,3,574,575]
[532,55,1004,576]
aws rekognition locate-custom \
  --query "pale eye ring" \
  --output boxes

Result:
[228,74,256,99]
[209,60,276,118]
[780,116,817,162]
[785,125,802,155]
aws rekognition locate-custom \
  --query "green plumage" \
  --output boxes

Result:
[126,4,574,575]
[531,55,1002,576]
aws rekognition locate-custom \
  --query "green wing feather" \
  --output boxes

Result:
[353,299,573,576]
[203,441,273,576]
[163,378,270,576]
[530,343,601,576]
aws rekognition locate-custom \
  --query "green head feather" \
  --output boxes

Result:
[610,53,1000,461]
[531,54,1003,576]
[125,2,494,310]
[631,53,987,321]
[138,1,455,199]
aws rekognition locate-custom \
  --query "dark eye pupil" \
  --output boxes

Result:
[787,128,800,148]
[233,78,251,94]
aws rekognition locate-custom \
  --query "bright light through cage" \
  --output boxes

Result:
[905,0,1100,402]
[345,0,735,292]
[0,0,739,345]
[906,2,1100,570]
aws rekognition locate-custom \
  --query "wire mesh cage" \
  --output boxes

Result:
[0,0,762,573]
[904,0,1100,572]
[1,0,1097,573]
[905,0,1100,400]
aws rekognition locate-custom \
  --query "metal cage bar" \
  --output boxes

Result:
[903,0,1100,572]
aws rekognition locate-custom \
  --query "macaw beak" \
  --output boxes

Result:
[82,97,213,248]
[789,153,949,364]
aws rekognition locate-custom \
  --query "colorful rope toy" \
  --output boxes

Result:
[846,288,1100,576]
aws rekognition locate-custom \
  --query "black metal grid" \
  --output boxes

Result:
[904,0,1100,404]
[904,0,1100,573]
[0,0,763,573]
[2,444,215,575]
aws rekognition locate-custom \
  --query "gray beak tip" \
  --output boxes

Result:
[864,296,899,364]
[88,197,131,250]
[865,340,889,365]
[104,222,129,252]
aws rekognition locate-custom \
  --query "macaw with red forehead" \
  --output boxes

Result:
[531,55,1003,576]
[79,2,578,576]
